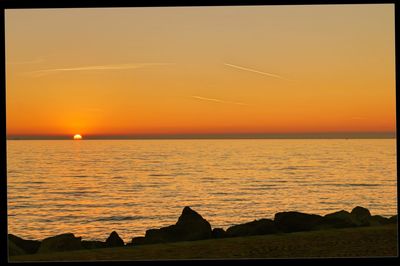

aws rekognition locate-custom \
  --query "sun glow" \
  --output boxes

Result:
[5,6,396,138]
[73,134,82,140]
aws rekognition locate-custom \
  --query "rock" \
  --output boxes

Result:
[212,228,227,238]
[144,206,212,244]
[81,240,106,249]
[226,219,277,237]
[145,226,175,244]
[274,211,323,232]
[369,215,390,226]
[388,215,397,224]
[8,240,26,256]
[318,210,359,229]
[38,233,83,253]
[105,231,124,247]
[130,236,146,246]
[351,206,371,226]
[175,206,212,240]
[8,234,41,254]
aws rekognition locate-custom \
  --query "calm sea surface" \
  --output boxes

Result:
[7,139,397,242]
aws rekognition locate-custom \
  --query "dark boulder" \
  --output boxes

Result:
[145,226,175,244]
[8,234,41,254]
[105,231,124,247]
[144,206,212,244]
[320,207,375,228]
[226,219,277,237]
[174,206,212,240]
[9,240,26,256]
[369,215,390,226]
[388,215,397,224]
[274,211,323,232]
[81,240,106,249]
[38,233,83,253]
[318,210,358,229]
[351,206,371,226]
[130,236,146,246]
[212,228,227,238]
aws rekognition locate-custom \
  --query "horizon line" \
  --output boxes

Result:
[6,132,397,140]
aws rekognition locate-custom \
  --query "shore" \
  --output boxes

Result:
[10,224,397,261]
[8,206,398,260]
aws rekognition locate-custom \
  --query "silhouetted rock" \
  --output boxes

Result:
[8,234,41,254]
[274,211,323,232]
[144,206,212,244]
[318,210,358,229]
[212,228,227,238]
[38,233,83,253]
[388,215,397,224]
[81,240,106,249]
[105,231,124,247]
[145,226,175,244]
[175,206,212,238]
[226,219,277,237]
[369,215,390,226]
[351,206,371,226]
[319,207,381,228]
[9,240,26,256]
[130,236,146,246]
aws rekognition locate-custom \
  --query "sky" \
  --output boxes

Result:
[5,4,396,139]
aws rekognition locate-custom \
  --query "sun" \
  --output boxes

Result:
[73,134,83,140]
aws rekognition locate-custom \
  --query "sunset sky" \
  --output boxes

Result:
[5,4,396,138]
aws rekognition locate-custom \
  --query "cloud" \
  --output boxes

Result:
[224,63,286,80]
[28,63,175,77]
[191,95,250,106]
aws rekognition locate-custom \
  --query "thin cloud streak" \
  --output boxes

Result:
[29,63,175,77]
[224,63,285,80]
[191,95,250,106]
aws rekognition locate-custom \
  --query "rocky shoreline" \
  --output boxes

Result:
[8,206,398,256]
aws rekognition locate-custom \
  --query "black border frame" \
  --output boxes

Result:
[1,0,398,265]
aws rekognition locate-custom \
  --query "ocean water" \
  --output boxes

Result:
[7,139,397,242]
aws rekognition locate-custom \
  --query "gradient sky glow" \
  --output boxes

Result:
[5,5,396,138]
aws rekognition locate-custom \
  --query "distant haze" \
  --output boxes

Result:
[5,5,395,137]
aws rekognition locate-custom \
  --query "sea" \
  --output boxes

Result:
[7,139,397,242]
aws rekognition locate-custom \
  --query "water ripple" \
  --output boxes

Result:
[7,139,397,241]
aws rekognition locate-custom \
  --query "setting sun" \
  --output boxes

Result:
[73,134,82,140]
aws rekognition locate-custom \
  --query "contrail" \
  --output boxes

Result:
[191,95,250,106]
[224,63,285,80]
[29,63,175,77]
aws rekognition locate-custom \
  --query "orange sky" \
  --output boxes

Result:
[5,5,396,138]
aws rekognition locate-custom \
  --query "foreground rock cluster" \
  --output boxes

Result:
[8,206,397,256]
[8,231,125,256]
